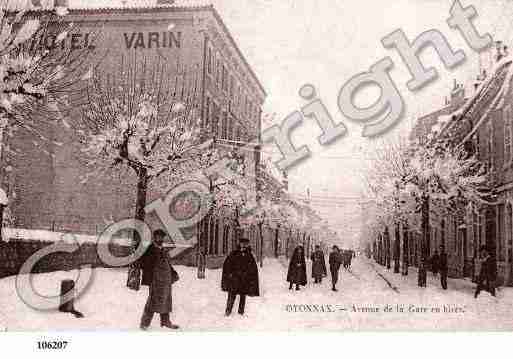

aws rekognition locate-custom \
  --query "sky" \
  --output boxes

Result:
[201,0,513,244]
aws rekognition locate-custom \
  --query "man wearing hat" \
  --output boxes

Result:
[474,246,496,298]
[329,245,342,292]
[140,229,180,330]
[221,237,260,316]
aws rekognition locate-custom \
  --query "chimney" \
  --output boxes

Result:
[495,40,506,62]
[157,0,175,5]
[54,0,68,7]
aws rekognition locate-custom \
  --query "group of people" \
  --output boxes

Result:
[138,231,260,330]
[428,245,496,297]
[429,245,449,290]
[287,245,351,292]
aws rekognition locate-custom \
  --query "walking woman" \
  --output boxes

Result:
[287,245,307,290]
[140,229,180,330]
[311,245,327,283]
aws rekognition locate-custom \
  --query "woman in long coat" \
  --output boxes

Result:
[140,229,179,330]
[287,246,307,290]
[311,245,327,283]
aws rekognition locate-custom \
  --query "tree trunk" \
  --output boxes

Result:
[394,223,400,273]
[127,169,148,288]
[134,168,148,241]
[0,204,4,241]
[418,195,429,287]
[402,225,409,276]
[274,226,279,258]
[385,228,391,269]
[258,222,264,268]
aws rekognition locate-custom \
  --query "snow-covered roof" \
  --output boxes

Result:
[431,55,513,146]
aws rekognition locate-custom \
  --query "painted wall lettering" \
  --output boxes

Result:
[30,32,96,51]
[123,32,182,50]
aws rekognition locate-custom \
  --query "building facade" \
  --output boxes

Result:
[406,46,513,286]
[2,1,267,265]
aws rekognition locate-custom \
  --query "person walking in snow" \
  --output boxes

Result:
[430,250,440,277]
[287,245,307,290]
[329,245,342,292]
[474,246,496,298]
[311,245,327,284]
[140,229,180,331]
[221,237,260,316]
[439,245,448,290]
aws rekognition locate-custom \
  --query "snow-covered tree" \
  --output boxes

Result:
[0,2,90,136]
[79,57,211,226]
[364,136,492,286]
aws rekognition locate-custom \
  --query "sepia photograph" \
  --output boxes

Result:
[0,0,513,355]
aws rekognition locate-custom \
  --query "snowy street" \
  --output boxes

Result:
[1,256,512,331]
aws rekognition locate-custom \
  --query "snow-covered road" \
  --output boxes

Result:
[1,257,512,331]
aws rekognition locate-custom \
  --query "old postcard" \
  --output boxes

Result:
[1,0,513,343]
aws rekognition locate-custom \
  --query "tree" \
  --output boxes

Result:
[364,136,492,287]
[0,2,91,230]
[80,57,211,236]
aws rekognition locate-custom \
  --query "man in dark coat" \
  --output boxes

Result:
[329,245,342,292]
[287,246,307,290]
[431,250,440,277]
[474,246,496,298]
[311,245,327,283]
[439,245,448,290]
[140,229,180,330]
[221,237,259,316]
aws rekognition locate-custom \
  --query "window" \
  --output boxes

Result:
[221,111,228,139]
[222,225,230,254]
[487,121,493,170]
[499,204,505,261]
[207,47,212,74]
[504,106,512,165]
[221,64,226,90]
[222,66,228,92]
[204,97,210,129]
[211,102,220,137]
[229,76,235,97]
[216,56,221,85]
[235,125,241,142]
[208,217,215,255]
[441,219,445,248]
[472,209,479,257]
[214,219,219,255]
[227,116,233,140]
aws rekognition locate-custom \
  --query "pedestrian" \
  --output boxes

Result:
[311,245,327,284]
[140,229,180,331]
[348,249,354,269]
[287,245,307,290]
[197,247,206,279]
[329,245,342,292]
[221,237,260,316]
[430,250,440,277]
[439,245,448,290]
[474,246,496,298]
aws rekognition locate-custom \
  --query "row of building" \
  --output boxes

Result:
[364,42,513,286]
[0,0,327,271]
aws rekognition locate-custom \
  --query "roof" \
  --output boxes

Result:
[1,1,210,11]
